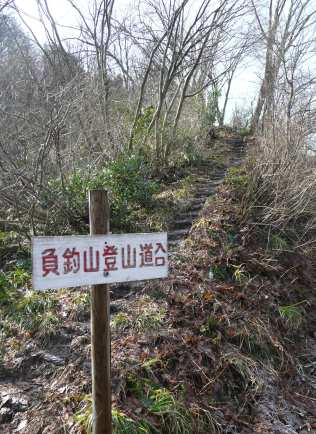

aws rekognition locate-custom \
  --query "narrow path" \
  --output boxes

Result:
[168,136,245,251]
[0,137,246,433]
[109,136,245,301]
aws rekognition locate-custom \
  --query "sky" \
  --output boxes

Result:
[13,0,260,122]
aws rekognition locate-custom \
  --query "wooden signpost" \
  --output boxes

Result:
[89,190,111,434]
[32,190,168,434]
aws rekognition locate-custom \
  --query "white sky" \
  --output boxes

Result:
[13,0,260,121]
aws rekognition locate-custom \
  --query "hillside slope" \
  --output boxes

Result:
[1,136,315,434]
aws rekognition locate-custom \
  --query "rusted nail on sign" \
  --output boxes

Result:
[32,233,168,290]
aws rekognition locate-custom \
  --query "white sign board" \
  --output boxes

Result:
[32,233,168,290]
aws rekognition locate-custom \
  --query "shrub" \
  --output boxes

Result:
[0,266,31,305]
[0,265,60,342]
[203,87,221,127]
[40,155,159,234]
[244,132,316,254]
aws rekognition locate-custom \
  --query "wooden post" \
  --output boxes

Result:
[89,190,112,434]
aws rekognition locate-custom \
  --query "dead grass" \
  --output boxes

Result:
[2,137,316,433]
[244,131,316,261]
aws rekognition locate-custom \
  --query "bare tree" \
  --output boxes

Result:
[123,0,245,160]
[0,0,13,13]
[67,0,115,144]
[250,0,316,133]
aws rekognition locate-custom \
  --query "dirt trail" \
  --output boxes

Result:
[168,137,245,250]
[0,136,247,433]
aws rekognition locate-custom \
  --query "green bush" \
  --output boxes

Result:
[0,266,31,305]
[134,106,155,141]
[239,127,251,137]
[203,87,221,127]
[0,266,60,339]
[41,155,159,234]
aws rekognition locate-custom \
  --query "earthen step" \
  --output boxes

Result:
[210,178,224,185]
[225,138,244,145]
[168,228,190,240]
[190,197,206,205]
[174,217,194,229]
[193,189,210,195]
[187,211,200,218]
[189,202,204,211]
[200,176,223,183]
[193,187,212,193]
[198,161,214,165]
[168,239,182,250]
[230,160,243,167]
[175,210,199,221]
[193,177,211,182]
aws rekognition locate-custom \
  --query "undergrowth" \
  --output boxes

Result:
[96,159,315,432]
[0,267,62,351]
[2,136,315,433]
[75,384,209,434]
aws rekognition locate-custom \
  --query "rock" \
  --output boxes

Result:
[208,128,216,139]
[0,391,28,425]
[16,419,28,431]
[38,352,64,366]
[14,351,64,370]
[71,334,89,349]
[110,302,121,314]
[0,406,13,423]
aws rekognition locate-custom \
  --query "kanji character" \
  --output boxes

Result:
[42,248,59,277]
[62,248,80,274]
[83,247,99,272]
[155,242,167,266]
[121,244,136,269]
[139,243,153,267]
[103,244,118,272]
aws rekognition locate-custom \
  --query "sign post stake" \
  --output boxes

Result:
[89,190,112,434]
